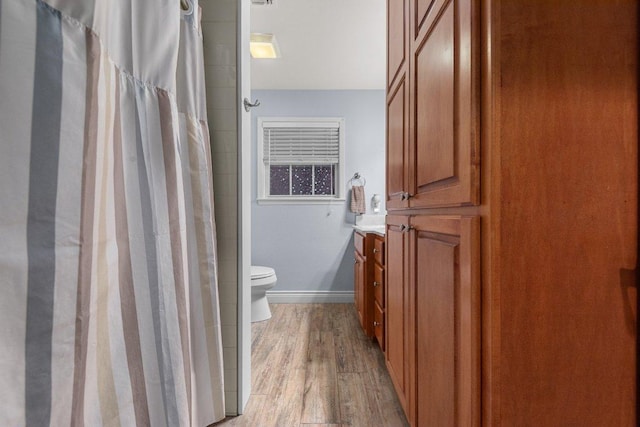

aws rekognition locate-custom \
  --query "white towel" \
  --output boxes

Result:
[350,185,366,214]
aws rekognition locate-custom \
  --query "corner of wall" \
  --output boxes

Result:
[201,0,239,416]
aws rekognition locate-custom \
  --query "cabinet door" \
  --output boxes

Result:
[374,236,385,266]
[387,76,409,209]
[411,215,480,426]
[388,0,407,89]
[354,250,365,330]
[385,215,411,414]
[374,301,385,351]
[374,264,385,308]
[409,0,479,208]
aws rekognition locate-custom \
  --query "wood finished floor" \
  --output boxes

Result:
[213,304,408,427]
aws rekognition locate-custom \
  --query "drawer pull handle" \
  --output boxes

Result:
[373,248,378,254]
[373,281,379,287]
[373,321,381,327]
[399,224,413,233]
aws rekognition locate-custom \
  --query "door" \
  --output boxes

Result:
[386,77,409,209]
[386,0,410,209]
[409,0,479,208]
[237,0,252,412]
[354,250,365,328]
[385,215,411,415]
[411,215,480,426]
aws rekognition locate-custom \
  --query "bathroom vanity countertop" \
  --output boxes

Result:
[353,225,386,237]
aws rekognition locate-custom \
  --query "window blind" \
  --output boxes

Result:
[263,123,340,165]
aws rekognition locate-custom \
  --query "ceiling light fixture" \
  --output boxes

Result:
[250,33,280,59]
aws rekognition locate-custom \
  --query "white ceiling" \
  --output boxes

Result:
[250,0,387,90]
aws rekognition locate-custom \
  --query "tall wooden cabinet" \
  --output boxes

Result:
[385,0,638,425]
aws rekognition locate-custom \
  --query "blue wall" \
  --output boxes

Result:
[251,90,386,292]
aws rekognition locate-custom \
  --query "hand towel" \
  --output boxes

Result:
[350,185,366,214]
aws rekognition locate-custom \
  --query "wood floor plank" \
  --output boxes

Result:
[333,305,373,374]
[337,372,383,427]
[301,331,340,424]
[365,348,409,426]
[252,304,299,395]
[299,424,346,426]
[290,306,312,370]
[262,368,306,426]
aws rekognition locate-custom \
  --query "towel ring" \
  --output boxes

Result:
[349,172,366,187]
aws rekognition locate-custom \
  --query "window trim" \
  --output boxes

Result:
[257,117,346,204]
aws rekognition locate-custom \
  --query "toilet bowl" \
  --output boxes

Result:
[251,265,277,322]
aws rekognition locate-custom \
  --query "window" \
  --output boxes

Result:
[257,117,345,203]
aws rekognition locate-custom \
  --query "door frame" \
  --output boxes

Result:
[236,0,252,413]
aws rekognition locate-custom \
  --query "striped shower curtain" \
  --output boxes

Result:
[0,0,226,425]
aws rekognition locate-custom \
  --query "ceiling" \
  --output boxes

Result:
[250,0,386,90]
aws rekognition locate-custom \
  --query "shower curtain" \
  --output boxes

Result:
[0,0,226,425]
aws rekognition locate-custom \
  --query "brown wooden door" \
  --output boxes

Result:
[354,249,365,329]
[387,0,407,90]
[386,0,410,210]
[408,0,479,208]
[411,215,480,426]
[385,215,411,415]
[386,69,409,210]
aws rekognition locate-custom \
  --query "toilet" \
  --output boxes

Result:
[251,265,277,322]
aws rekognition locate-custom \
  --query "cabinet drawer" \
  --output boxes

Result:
[374,264,385,307]
[374,237,385,266]
[354,231,365,255]
[374,301,385,351]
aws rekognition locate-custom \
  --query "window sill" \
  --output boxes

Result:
[257,197,346,205]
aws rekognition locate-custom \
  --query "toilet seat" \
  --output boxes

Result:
[251,266,275,280]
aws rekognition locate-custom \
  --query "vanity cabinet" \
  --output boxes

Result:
[354,231,369,335]
[354,230,386,347]
[372,235,385,350]
[385,0,638,425]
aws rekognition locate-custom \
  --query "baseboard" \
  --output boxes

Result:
[266,290,355,304]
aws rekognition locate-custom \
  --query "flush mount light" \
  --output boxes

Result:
[250,33,280,59]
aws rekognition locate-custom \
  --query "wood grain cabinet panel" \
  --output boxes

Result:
[387,78,409,209]
[385,216,411,415]
[354,249,365,330]
[415,0,437,36]
[374,238,385,265]
[374,301,385,351]
[374,264,385,308]
[416,2,454,188]
[387,0,407,90]
[410,0,479,208]
[411,215,480,426]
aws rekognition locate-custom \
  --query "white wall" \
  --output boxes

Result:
[201,0,238,415]
[251,90,386,297]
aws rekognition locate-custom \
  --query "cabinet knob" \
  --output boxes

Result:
[400,192,413,201]
[373,248,378,254]
[373,321,381,327]
[373,281,379,287]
